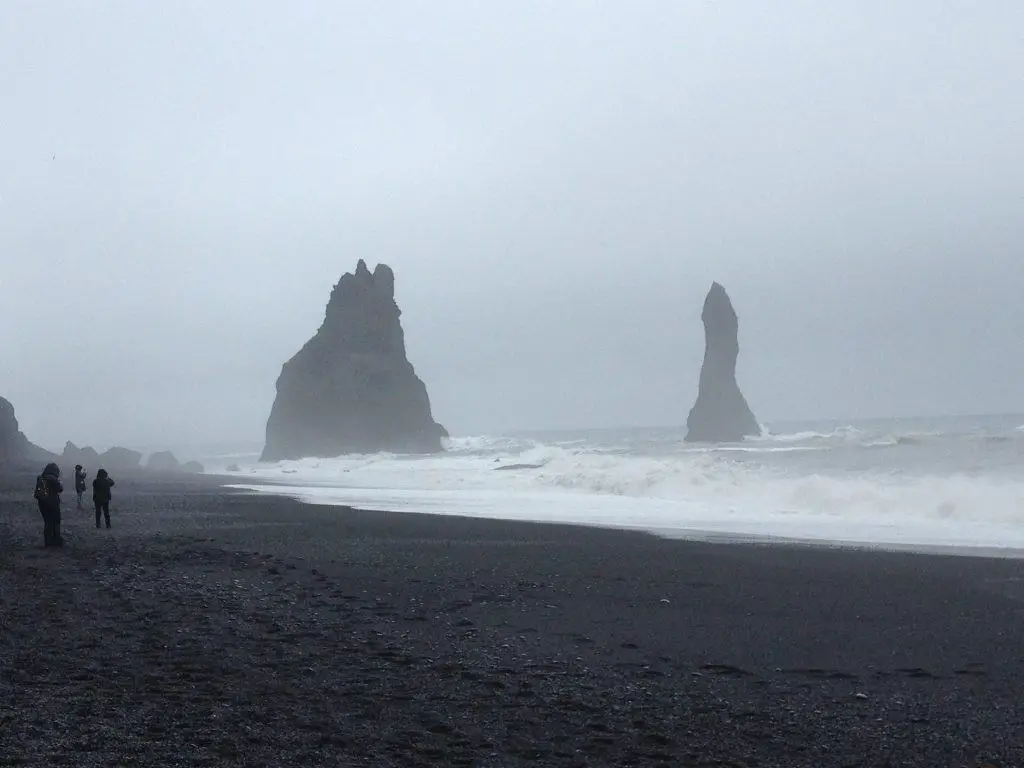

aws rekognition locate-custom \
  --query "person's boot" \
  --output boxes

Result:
[105,516,111,529]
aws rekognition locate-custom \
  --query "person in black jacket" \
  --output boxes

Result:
[92,468,115,529]
[34,462,64,547]
[74,464,87,509]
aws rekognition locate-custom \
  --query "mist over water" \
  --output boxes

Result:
[2,3,1022,556]
[213,414,1024,553]
[3,2,1024,449]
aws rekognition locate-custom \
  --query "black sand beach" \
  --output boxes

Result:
[2,471,1023,766]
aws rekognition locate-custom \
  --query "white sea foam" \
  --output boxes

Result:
[220,429,1024,552]
[750,426,861,443]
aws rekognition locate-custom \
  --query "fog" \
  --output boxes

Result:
[1,1,1022,452]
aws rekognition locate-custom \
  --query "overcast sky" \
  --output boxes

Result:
[2,1,1022,453]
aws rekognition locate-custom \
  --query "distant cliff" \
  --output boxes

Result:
[685,283,760,442]
[0,397,52,466]
[261,260,447,461]
[146,450,204,474]
[58,443,204,474]
[62,442,142,471]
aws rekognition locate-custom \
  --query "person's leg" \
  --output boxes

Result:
[53,505,63,545]
[44,506,58,545]
[95,502,102,529]
[77,490,83,509]
[103,501,111,528]
[39,503,51,546]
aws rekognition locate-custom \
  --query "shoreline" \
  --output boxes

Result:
[226,479,1024,561]
[3,471,1024,765]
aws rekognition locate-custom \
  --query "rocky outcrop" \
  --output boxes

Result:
[99,447,143,470]
[261,260,447,460]
[1,397,30,462]
[685,283,760,442]
[62,444,202,474]
[62,442,101,468]
[1,397,31,464]
[0,397,52,465]
[146,450,180,472]
[145,451,204,474]
[64,442,142,471]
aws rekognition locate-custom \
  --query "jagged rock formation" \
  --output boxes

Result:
[1,396,32,463]
[63,441,141,471]
[1,397,30,462]
[685,283,760,442]
[62,442,101,468]
[146,450,180,472]
[262,260,447,460]
[0,397,52,465]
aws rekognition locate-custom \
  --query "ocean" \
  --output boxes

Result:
[207,414,1024,554]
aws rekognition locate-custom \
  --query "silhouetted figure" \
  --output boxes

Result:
[34,462,64,547]
[92,468,115,529]
[74,464,87,509]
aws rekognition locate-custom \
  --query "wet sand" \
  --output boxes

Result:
[2,470,1023,766]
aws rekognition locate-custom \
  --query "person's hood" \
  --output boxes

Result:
[42,462,61,479]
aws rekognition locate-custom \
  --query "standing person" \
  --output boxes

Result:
[34,462,64,547]
[74,464,87,509]
[92,468,115,529]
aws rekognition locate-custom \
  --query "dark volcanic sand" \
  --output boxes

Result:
[2,471,1023,766]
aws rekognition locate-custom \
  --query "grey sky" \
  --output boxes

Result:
[2,1,1022,452]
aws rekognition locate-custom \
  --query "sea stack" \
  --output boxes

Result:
[684,282,760,442]
[261,260,447,461]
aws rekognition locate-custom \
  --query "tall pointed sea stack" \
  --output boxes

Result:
[684,282,760,442]
[261,260,447,461]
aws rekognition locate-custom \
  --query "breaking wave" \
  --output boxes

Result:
[217,423,1024,553]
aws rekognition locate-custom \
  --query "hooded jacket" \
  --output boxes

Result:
[36,463,63,508]
[92,470,115,502]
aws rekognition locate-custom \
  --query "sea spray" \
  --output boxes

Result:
[216,415,1024,551]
